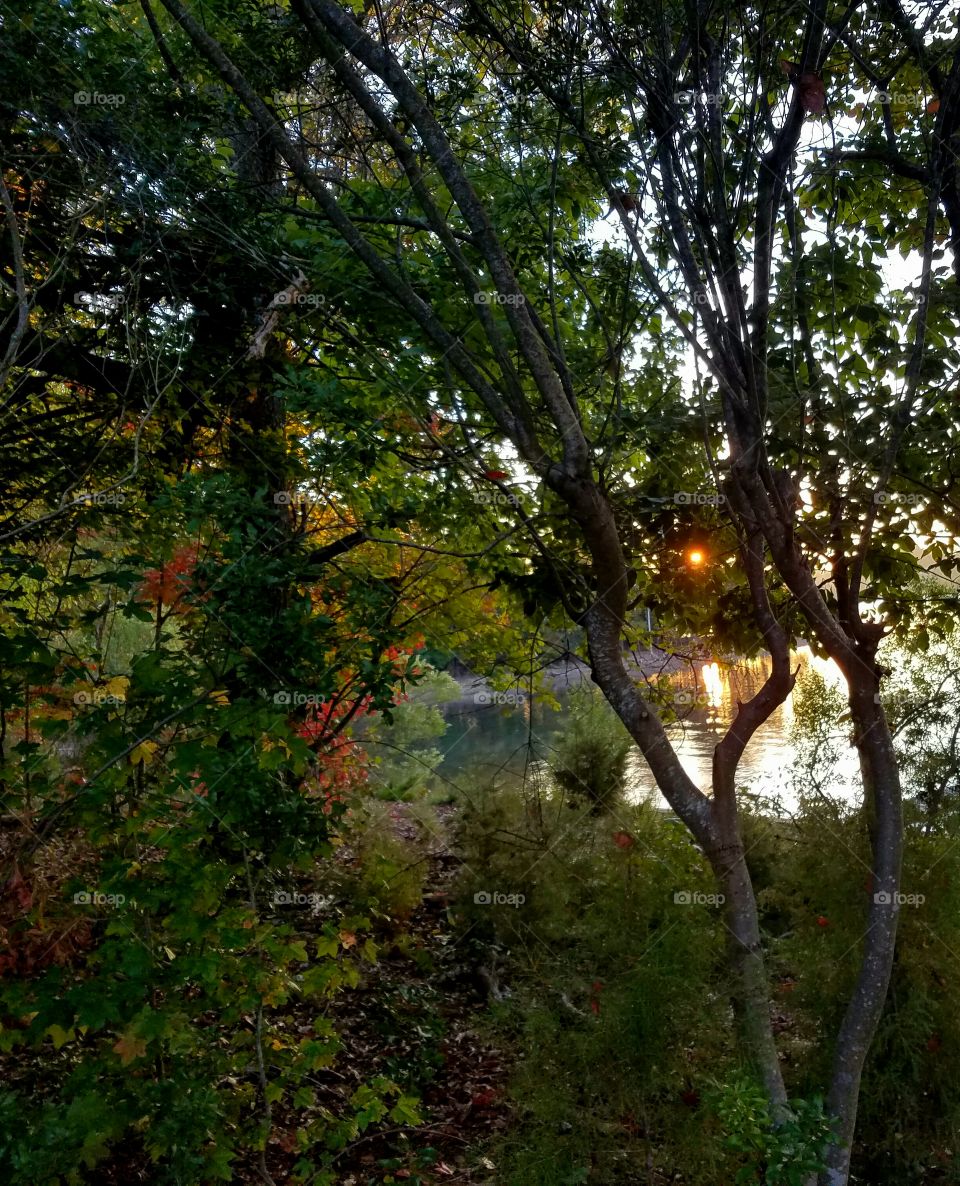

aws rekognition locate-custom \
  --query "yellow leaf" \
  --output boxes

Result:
[338,930,357,949]
[46,1024,75,1049]
[129,740,157,766]
[104,676,129,699]
[209,689,230,705]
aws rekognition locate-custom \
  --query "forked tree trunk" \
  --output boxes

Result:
[569,479,789,1110]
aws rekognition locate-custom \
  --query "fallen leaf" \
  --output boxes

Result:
[7,869,32,912]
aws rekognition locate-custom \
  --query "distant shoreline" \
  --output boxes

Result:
[438,645,722,713]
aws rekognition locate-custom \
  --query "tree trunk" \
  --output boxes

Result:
[819,674,903,1185]
[568,475,787,1108]
[710,785,788,1114]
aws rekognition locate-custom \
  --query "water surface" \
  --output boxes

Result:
[436,648,862,813]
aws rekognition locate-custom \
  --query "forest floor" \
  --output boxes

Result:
[285,803,514,1186]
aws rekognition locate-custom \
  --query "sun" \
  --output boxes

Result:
[686,548,706,568]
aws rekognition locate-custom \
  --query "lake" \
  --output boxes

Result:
[436,647,863,813]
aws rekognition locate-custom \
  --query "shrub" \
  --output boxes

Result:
[550,686,633,814]
[454,783,737,1183]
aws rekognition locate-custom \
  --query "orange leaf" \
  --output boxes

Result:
[927,97,941,115]
[338,930,357,949]
[113,1033,148,1065]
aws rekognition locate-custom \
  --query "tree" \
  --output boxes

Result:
[8,0,960,1180]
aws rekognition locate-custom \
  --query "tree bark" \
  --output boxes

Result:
[818,672,903,1184]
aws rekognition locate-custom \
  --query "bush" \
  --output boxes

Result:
[454,783,738,1183]
[339,801,429,924]
[360,670,460,801]
[550,687,633,814]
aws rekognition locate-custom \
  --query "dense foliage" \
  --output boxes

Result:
[5,0,960,1183]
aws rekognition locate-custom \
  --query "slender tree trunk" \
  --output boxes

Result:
[710,780,788,1114]
[819,674,903,1185]
[568,476,787,1107]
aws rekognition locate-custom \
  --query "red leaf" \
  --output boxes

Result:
[613,831,635,849]
[798,74,826,114]
[816,915,830,928]
[483,469,509,480]
[7,869,32,912]
[927,97,941,115]
[779,59,826,114]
